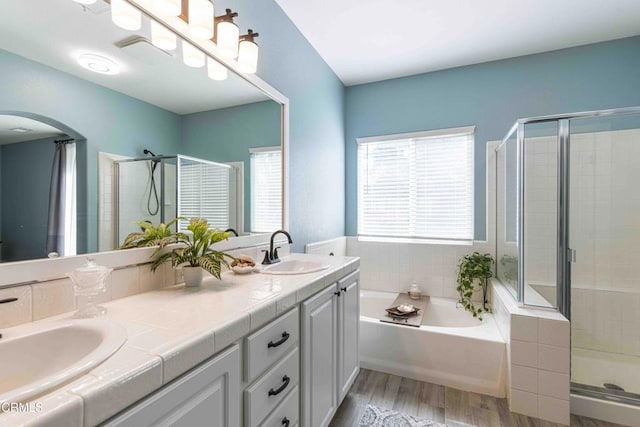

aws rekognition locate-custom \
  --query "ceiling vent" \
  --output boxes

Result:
[115,36,175,66]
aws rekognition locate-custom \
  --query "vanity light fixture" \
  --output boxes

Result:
[214,8,240,59]
[153,0,181,17]
[237,29,259,74]
[111,0,142,31]
[207,57,227,81]
[151,20,177,51]
[189,0,215,39]
[182,40,205,67]
[77,53,121,75]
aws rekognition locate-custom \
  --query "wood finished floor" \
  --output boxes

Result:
[329,369,626,427]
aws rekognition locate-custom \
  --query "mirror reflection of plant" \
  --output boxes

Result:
[120,217,236,280]
[120,217,183,249]
[456,252,494,320]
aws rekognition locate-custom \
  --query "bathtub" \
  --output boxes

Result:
[360,290,507,397]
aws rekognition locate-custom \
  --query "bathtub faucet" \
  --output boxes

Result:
[262,230,293,265]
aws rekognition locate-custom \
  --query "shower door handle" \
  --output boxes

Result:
[568,248,576,263]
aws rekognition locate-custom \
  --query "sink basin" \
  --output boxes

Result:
[0,319,126,403]
[261,259,330,275]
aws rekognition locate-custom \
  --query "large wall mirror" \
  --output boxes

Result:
[0,0,286,263]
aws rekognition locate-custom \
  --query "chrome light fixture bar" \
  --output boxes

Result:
[74,0,261,81]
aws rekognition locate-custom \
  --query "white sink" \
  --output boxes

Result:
[0,319,126,403]
[261,259,330,275]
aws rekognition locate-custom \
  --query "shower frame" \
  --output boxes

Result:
[496,105,640,407]
[113,154,235,246]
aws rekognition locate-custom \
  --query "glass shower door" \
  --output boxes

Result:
[568,113,640,401]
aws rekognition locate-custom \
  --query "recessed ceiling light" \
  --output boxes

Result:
[77,53,120,75]
[9,127,32,133]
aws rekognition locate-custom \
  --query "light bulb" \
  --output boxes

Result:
[153,0,181,16]
[182,41,205,68]
[237,40,258,74]
[207,57,228,80]
[216,21,239,58]
[111,0,141,31]
[73,0,97,4]
[151,20,177,51]
[189,0,214,39]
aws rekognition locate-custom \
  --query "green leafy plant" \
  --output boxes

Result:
[121,217,235,280]
[120,217,183,249]
[456,252,494,320]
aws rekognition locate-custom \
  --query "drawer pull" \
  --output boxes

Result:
[268,375,290,397]
[340,287,347,292]
[282,417,290,427]
[268,332,290,349]
[334,291,341,297]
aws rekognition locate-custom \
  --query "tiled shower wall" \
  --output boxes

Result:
[521,129,640,358]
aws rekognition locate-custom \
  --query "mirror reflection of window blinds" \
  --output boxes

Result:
[178,159,230,231]
[250,148,282,232]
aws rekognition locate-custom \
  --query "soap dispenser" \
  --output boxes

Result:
[67,258,112,318]
[408,281,422,300]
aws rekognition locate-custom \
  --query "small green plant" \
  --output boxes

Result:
[121,217,235,280]
[456,252,494,320]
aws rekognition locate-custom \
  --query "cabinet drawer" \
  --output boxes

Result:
[259,385,299,427]
[245,348,299,427]
[245,307,299,382]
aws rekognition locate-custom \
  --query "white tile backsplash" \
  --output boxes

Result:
[0,286,32,328]
[32,278,75,321]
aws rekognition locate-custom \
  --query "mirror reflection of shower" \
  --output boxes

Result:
[112,154,242,249]
[143,149,160,217]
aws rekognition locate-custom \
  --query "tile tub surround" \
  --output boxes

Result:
[0,253,359,426]
[491,279,571,425]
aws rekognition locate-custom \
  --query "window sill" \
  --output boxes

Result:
[357,236,473,246]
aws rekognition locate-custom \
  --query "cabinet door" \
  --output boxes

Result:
[103,344,240,427]
[337,272,360,403]
[301,284,337,427]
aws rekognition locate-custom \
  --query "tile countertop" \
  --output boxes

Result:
[0,253,360,427]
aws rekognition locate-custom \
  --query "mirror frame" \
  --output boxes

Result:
[0,0,289,285]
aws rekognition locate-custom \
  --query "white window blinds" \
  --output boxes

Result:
[178,157,231,231]
[250,147,282,232]
[357,127,474,241]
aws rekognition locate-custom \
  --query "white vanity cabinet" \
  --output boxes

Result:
[244,307,300,427]
[103,344,241,427]
[301,270,360,427]
[337,271,360,403]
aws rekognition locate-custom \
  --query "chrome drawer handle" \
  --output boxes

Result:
[268,375,290,397]
[282,417,290,427]
[268,332,290,348]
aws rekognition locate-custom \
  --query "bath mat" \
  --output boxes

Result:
[358,404,447,427]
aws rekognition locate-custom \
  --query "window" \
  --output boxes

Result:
[357,126,474,242]
[178,156,231,231]
[250,147,282,232]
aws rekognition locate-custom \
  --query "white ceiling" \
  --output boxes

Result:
[0,0,269,114]
[275,0,640,86]
[0,116,65,145]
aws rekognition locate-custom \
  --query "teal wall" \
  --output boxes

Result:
[181,100,281,231]
[0,49,182,252]
[229,0,346,251]
[1,137,58,261]
[345,36,640,240]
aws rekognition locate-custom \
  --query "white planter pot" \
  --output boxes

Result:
[182,266,204,287]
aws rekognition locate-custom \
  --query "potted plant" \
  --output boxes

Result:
[456,252,494,320]
[121,217,235,287]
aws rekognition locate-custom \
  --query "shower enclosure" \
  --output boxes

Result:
[496,106,640,407]
[114,155,239,248]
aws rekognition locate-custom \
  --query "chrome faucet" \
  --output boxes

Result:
[262,230,293,265]
[0,297,18,339]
